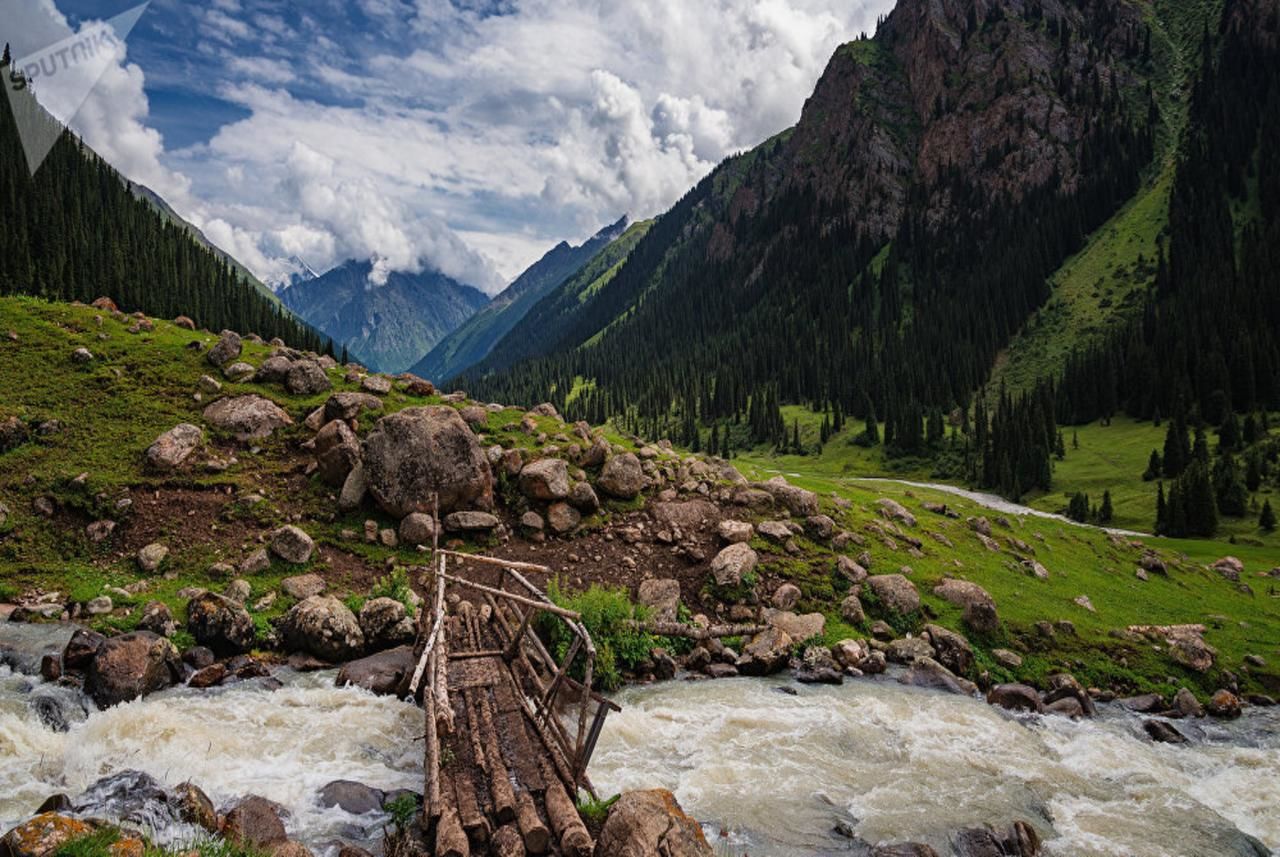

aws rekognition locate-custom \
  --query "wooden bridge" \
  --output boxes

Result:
[408,539,620,857]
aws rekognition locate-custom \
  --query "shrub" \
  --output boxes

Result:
[370,567,416,616]
[541,581,654,691]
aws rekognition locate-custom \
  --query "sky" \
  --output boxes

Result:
[4,0,892,291]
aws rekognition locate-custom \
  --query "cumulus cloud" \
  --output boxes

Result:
[11,0,893,290]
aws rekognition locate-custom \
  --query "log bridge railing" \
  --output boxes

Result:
[407,509,620,856]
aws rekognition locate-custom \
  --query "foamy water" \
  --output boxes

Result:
[591,677,1279,856]
[0,662,422,851]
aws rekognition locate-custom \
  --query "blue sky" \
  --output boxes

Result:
[8,0,891,290]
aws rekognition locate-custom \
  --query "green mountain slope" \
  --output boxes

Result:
[465,0,1162,440]
[411,216,629,384]
[280,259,487,373]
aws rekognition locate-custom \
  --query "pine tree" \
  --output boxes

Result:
[1099,490,1114,524]
[1261,499,1277,533]
[1155,482,1168,534]
[2,43,10,67]
[1143,449,1162,481]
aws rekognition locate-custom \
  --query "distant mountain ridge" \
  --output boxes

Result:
[410,216,629,383]
[280,259,487,373]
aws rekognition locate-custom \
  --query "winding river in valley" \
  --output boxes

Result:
[3,627,1278,857]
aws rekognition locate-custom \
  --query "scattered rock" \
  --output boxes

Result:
[765,610,824,643]
[772,583,802,610]
[637,578,682,624]
[1207,689,1241,719]
[399,512,437,547]
[546,502,581,534]
[519,458,571,501]
[314,420,361,487]
[221,795,288,849]
[877,498,917,527]
[710,543,758,588]
[360,375,393,395]
[924,624,974,676]
[1173,687,1205,718]
[899,656,977,696]
[718,520,753,544]
[85,520,117,543]
[270,525,315,565]
[324,392,383,423]
[280,595,365,662]
[240,549,271,576]
[866,574,920,615]
[286,360,332,395]
[203,395,293,440]
[987,683,1045,714]
[886,636,935,664]
[281,574,326,600]
[0,813,95,857]
[359,597,415,650]
[335,646,414,696]
[598,453,646,499]
[444,511,500,532]
[207,332,242,367]
[1143,719,1188,744]
[137,543,169,574]
[840,594,865,624]
[1073,594,1096,613]
[145,424,203,471]
[759,477,818,516]
[1212,556,1244,581]
[136,602,176,637]
[186,591,256,656]
[737,627,793,676]
[62,628,106,672]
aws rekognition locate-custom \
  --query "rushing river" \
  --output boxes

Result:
[3,625,1278,857]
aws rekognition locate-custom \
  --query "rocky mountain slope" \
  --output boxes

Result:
[460,0,1226,448]
[280,259,488,373]
[412,217,630,384]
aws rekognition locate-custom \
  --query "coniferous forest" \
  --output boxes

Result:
[0,56,325,351]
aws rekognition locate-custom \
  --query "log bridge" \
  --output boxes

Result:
[408,539,619,857]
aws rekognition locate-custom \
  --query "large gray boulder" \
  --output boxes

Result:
[710,543,758,588]
[206,331,242,367]
[637,578,681,624]
[85,631,182,709]
[759,477,818,516]
[145,424,202,471]
[324,392,383,423]
[358,597,415,650]
[598,453,646,499]
[335,646,415,697]
[362,406,494,518]
[315,420,360,487]
[281,595,365,662]
[203,395,293,440]
[186,591,256,656]
[285,359,331,395]
[270,525,315,564]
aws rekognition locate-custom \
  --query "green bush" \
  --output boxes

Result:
[370,567,416,616]
[541,580,654,691]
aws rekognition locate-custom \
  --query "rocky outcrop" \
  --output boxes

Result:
[280,596,364,662]
[594,789,713,857]
[85,631,182,709]
[362,406,494,518]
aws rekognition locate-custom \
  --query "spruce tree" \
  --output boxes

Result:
[1261,499,1277,533]
[1143,449,1162,481]
[2,43,10,67]
[1100,490,1114,523]
[1155,482,1168,534]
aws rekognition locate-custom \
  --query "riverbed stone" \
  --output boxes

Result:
[987,683,1045,713]
[359,597,415,650]
[221,795,288,849]
[595,789,712,857]
[886,636,935,664]
[1143,719,1188,744]
[318,780,386,815]
[335,646,415,697]
[85,631,182,709]
[186,591,256,656]
[736,627,793,676]
[924,624,974,676]
[280,595,364,662]
[899,656,977,696]
[866,574,920,615]
[0,813,94,857]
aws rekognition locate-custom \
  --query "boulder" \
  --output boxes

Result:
[771,583,801,610]
[203,395,293,440]
[598,453,646,499]
[314,420,360,487]
[1207,689,1241,719]
[519,458,570,501]
[0,814,94,857]
[840,594,865,624]
[1044,674,1096,717]
[361,375,393,395]
[836,555,868,585]
[1212,556,1244,581]
[319,780,386,815]
[270,526,315,565]
[987,684,1045,714]
[338,463,368,512]
[933,578,999,633]
[886,636,935,664]
[279,574,324,601]
[362,406,494,518]
[877,498,917,527]
[173,782,218,832]
[399,512,437,547]
[286,360,332,395]
[759,477,818,516]
[444,511,500,532]
[86,520,117,544]
[765,610,824,643]
[805,514,836,540]
[255,355,294,384]
[1174,687,1205,718]
[85,631,181,709]
[736,627,793,676]
[207,331,242,367]
[223,362,256,382]
[324,392,383,423]
[924,624,974,676]
[717,520,753,544]
[637,578,682,624]
[240,549,271,575]
[710,543,758,588]
[145,424,203,471]
[62,628,106,672]
[899,657,978,696]
[359,597,415,650]
[757,521,792,543]
[186,592,256,656]
[952,823,1041,857]
[831,638,870,670]
[1143,720,1188,744]
[280,595,365,662]
[866,574,920,615]
[992,649,1023,669]
[652,499,719,531]
[335,646,415,697]
[137,601,176,637]
[546,502,581,534]
[221,795,287,849]
[137,543,169,574]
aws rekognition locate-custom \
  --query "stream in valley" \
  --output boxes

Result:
[3,624,1277,856]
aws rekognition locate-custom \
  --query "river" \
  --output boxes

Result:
[3,626,1277,856]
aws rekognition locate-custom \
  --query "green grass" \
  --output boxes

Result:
[730,464,1280,699]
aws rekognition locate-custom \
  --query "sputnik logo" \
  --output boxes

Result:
[3,2,149,175]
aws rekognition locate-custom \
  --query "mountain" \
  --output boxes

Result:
[280,259,488,373]
[409,216,630,383]
[268,255,323,293]
[0,58,322,350]
[463,0,1266,477]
